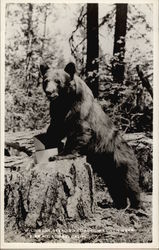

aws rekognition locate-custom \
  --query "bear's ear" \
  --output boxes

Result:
[64,62,76,80]
[40,63,49,76]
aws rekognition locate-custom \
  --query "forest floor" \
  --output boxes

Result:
[5,186,152,243]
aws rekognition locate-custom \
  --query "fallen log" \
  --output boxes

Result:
[5,130,152,191]
[124,133,152,192]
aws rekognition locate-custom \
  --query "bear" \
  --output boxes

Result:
[39,62,141,209]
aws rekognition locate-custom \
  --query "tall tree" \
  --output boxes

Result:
[25,3,34,82]
[86,3,99,97]
[112,4,128,82]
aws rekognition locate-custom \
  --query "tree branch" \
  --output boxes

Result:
[136,65,153,99]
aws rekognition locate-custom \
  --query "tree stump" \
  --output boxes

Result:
[5,156,94,231]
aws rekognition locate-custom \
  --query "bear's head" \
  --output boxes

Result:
[40,62,76,101]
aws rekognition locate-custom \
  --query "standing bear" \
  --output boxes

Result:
[39,62,141,209]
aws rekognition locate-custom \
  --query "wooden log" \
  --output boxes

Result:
[5,131,152,191]
[124,133,152,192]
[5,156,94,231]
[5,130,43,156]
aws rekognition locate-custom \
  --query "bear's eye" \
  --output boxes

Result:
[55,79,61,85]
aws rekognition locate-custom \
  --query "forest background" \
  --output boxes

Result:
[5,3,153,135]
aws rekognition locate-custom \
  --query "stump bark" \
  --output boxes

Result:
[5,156,94,231]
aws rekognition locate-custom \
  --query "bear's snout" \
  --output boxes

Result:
[44,83,59,100]
[46,91,59,100]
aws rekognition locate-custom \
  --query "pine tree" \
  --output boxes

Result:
[86,3,99,97]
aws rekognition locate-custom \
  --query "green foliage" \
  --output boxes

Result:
[5,69,50,132]
[5,3,153,134]
[71,4,153,133]
[5,3,66,132]
[98,74,152,133]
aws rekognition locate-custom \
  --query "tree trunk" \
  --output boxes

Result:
[112,4,128,83]
[5,156,94,231]
[40,6,48,57]
[26,3,33,83]
[86,3,99,98]
[136,65,153,99]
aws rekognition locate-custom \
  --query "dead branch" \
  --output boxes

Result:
[136,65,153,99]
[99,8,115,28]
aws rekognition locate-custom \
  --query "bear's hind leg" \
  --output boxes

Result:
[109,169,141,209]
[107,181,128,209]
[104,169,128,209]
[125,164,141,208]
[127,185,141,208]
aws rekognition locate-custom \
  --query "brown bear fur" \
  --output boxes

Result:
[40,62,141,209]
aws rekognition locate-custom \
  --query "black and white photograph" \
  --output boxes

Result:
[1,0,159,248]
